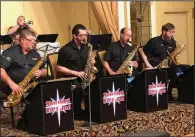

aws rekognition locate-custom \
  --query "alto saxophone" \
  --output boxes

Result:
[155,41,185,69]
[5,51,48,107]
[116,44,139,75]
[82,42,98,89]
[170,41,185,65]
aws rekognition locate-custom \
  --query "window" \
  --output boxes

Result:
[130,2,151,47]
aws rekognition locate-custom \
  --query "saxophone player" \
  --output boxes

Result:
[0,29,47,128]
[57,24,89,119]
[103,27,139,78]
[140,22,190,99]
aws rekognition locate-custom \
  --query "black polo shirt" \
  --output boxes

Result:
[9,26,28,37]
[57,40,88,76]
[104,41,136,71]
[143,35,176,67]
[0,45,42,84]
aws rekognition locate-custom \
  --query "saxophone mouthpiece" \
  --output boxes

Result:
[127,41,132,46]
[87,30,91,35]
[83,39,88,44]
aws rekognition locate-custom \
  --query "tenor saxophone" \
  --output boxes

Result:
[82,41,98,89]
[155,41,185,69]
[5,52,48,107]
[116,44,139,75]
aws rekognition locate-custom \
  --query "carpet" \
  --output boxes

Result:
[0,103,194,136]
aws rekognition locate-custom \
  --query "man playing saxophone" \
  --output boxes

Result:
[0,29,47,128]
[139,22,190,100]
[140,22,190,70]
[103,27,139,79]
[57,24,89,119]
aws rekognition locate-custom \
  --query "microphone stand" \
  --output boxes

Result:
[81,33,98,129]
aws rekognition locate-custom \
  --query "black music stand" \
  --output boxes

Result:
[36,34,59,53]
[89,34,112,51]
[177,65,194,104]
[0,35,13,50]
[36,34,59,78]
[37,34,58,43]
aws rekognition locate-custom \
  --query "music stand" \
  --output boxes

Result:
[37,34,58,43]
[81,34,98,128]
[89,34,112,51]
[36,34,59,55]
[36,34,59,79]
[0,35,13,51]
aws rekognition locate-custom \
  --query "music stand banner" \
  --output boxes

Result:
[99,75,127,123]
[145,70,168,112]
[26,80,74,135]
[127,69,168,112]
[42,81,74,134]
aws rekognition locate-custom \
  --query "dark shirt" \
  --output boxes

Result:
[57,40,88,77]
[104,41,136,71]
[9,26,29,47]
[0,45,43,84]
[143,35,176,67]
[9,26,28,35]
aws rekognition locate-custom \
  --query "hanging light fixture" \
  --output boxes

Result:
[130,1,151,23]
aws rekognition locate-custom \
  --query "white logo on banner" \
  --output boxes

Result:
[45,89,72,127]
[148,76,166,106]
[102,82,125,116]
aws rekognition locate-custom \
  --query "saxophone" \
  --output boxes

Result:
[5,51,48,107]
[82,42,98,88]
[170,41,185,65]
[116,45,139,75]
[155,41,185,69]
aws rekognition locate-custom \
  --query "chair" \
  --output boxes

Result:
[0,92,15,127]
[47,52,59,79]
[97,50,107,75]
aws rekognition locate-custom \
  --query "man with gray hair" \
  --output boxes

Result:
[0,29,47,129]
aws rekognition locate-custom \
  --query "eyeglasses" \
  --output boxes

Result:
[167,30,175,34]
[24,37,37,43]
[124,34,131,37]
[77,34,88,37]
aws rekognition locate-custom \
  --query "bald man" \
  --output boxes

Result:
[103,27,138,76]
[8,16,37,46]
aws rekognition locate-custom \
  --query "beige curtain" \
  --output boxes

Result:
[90,1,119,42]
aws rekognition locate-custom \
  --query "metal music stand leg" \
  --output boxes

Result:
[81,56,98,128]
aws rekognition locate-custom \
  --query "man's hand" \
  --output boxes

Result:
[75,71,88,79]
[108,70,118,75]
[9,82,22,95]
[34,70,43,78]
[129,61,138,68]
[146,63,154,69]
[18,20,25,27]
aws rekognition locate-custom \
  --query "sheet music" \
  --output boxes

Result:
[47,77,77,83]
[36,42,60,57]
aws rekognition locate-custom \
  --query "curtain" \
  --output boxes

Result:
[90,1,119,42]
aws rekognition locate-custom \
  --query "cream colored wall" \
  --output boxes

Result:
[1,1,100,46]
[151,1,194,65]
